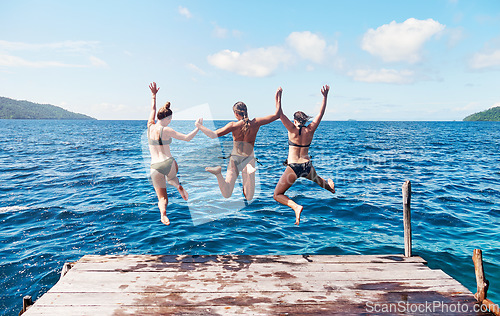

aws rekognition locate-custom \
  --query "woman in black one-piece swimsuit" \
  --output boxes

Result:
[273,85,335,226]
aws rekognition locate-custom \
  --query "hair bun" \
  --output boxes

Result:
[164,101,171,109]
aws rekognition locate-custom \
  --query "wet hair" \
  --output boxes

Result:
[293,111,312,126]
[233,101,250,134]
[157,101,172,120]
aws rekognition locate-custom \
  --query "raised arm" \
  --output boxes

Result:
[308,85,329,132]
[147,82,160,127]
[255,87,283,127]
[276,87,295,133]
[165,126,199,142]
[195,120,236,139]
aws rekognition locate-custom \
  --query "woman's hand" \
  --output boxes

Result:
[149,82,160,96]
[321,85,329,97]
[195,118,203,127]
[276,86,283,103]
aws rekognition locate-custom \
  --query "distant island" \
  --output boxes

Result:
[0,96,95,120]
[463,106,500,121]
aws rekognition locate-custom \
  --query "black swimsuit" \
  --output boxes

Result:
[287,160,312,178]
[286,125,313,178]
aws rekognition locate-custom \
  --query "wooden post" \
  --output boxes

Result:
[402,181,412,257]
[472,249,500,316]
[20,295,32,314]
[473,249,488,302]
[60,262,73,280]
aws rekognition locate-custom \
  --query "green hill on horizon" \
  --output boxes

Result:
[0,96,95,120]
[463,106,500,121]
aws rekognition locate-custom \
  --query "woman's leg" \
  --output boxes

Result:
[167,160,188,201]
[151,169,170,226]
[206,160,238,198]
[273,167,303,225]
[241,159,256,200]
[306,166,335,194]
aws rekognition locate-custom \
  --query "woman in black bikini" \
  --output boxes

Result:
[147,82,201,225]
[196,88,282,200]
[273,85,335,225]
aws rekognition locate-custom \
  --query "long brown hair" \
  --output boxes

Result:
[233,101,250,134]
[157,102,172,120]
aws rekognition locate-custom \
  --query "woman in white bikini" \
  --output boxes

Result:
[147,82,201,225]
[273,85,335,225]
[195,88,283,200]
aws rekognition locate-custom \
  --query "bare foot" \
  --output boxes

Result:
[177,185,188,201]
[293,204,304,226]
[205,166,222,175]
[161,214,170,226]
[328,179,335,193]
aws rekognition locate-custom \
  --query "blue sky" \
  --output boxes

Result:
[1,0,499,120]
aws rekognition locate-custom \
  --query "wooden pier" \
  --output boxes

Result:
[22,254,486,315]
[21,182,497,315]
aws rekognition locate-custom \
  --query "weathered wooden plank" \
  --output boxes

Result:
[24,299,486,316]
[17,304,398,316]
[37,278,472,300]
[33,287,475,307]
[69,261,431,273]
[48,270,457,294]
[77,254,427,264]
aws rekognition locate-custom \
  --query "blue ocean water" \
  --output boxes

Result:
[0,119,499,315]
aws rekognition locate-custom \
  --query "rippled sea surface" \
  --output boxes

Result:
[0,120,499,314]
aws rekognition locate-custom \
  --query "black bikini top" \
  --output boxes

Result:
[288,125,311,148]
[148,126,172,146]
[288,139,311,148]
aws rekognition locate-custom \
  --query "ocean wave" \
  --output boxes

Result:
[0,205,29,213]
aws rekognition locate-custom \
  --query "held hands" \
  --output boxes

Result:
[321,85,330,97]
[149,82,160,96]
[275,87,283,116]
[275,87,283,103]
[195,118,203,128]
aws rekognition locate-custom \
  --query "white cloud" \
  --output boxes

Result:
[452,101,483,112]
[454,101,500,113]
[232,30,242,38]
[0,53,85,68]
[207,47,292,77]
[0,40,105,69]
[287,31,330,63]
[89,102,131,119]
[89,56,107,67]
[178,6,192,19]
[469,50,500,69]
[187,63,207,75]
[213,24,228,38]
[0,40,99,53]
[446,27,465,48]
[348,68,415,84]
[361,18,445,63]
[211,22,241,39]
[207,31,338,77]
